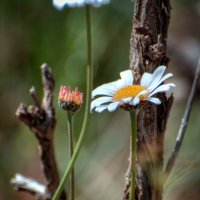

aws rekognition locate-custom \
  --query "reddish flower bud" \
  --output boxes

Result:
[58,85,83,113]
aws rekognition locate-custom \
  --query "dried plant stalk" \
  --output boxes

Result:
[12,64,66,200]
[165,59,200,177]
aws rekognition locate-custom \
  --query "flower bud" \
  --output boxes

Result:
[58,86,83,113]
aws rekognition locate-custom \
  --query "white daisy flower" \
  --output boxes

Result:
[91,66,176,113]
[53,0,110,10]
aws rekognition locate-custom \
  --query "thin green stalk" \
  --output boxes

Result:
[129,111,137,200]
[86,5,93,90]
[67,112,74,200]
[52,5,93,200]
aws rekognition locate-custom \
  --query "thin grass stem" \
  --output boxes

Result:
[129,111,137,200]
[67,113,74,200]
[165,58,200,178]
[52,5,93,200]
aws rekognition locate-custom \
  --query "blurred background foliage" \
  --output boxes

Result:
[0,0,199,199]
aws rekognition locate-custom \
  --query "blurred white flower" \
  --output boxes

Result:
[53,0,110,10]
[91,66,176,113]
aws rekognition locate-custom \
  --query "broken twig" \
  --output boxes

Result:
[13,63,66,200]
[11,174,50,200]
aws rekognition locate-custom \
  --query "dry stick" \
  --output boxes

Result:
[30,86,41,108]
[165,58,200,178]
[12,64,66,200]
[11,174,50,200]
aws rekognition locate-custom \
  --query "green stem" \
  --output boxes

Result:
[52,5,93,200]
[67,113,74,200]
[86,5,93,90]
[129,111,137,200]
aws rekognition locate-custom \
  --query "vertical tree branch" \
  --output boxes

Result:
[128,1,172,200]
[13,64,66,200]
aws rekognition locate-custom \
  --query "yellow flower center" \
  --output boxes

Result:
[113,85,149,101]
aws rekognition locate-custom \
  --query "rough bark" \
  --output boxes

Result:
[129,1,173,200]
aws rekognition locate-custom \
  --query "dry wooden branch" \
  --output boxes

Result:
[165,58,200,177]
[13,63,66,200]
[125,1,173,200]
[11,174,50,200]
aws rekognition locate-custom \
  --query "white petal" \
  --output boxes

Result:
[134,90,149,100]
[147,97,161,105]
[90,96,113,111]
[108,102,119,112]
[109,79,121,86]
[89,0,110,7]
[148,73,173,92]
[141,72,153,87]
[136,90,149,97]
[131,96,140,106]
[53,0,67,10]
[113,79,126,90]
[120,70,134,86]
[165,86,174,98]
[153,66,166,77]
[122,97,133,103]
[53,0,110,9]
[149,83,176,97]
[92,83,117,98]
[129,90,148,106]
[95,105,109,113]
[147,66,166,90]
